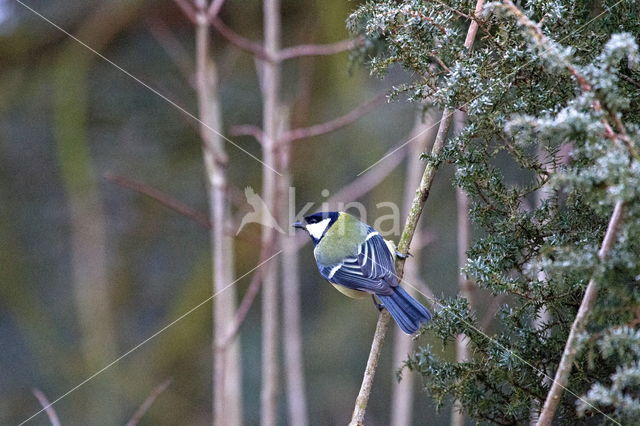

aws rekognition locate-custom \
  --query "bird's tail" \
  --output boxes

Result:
[378,286,431,334]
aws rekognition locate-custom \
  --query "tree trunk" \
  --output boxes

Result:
[260,1,282,425]
[194,2,242,424]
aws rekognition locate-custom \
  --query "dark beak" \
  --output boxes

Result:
[292,221,304,229]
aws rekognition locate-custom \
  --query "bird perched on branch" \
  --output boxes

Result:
[293,211,431,334]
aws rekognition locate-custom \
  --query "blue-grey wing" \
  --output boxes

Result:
[358,229,398,286]
[317,229,397,296]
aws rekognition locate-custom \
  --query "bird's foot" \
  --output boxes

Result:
[371,295,385,311]
[395,250,412,259]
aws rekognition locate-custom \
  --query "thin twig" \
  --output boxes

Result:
[390,112,438,426]
[463,0,485,49]
[211,17,361,64]
[211,17,269,60]
[104,173,212,229]
[32,389,61,426]
[349,109,454,426]
[207,0,226,20]
[283,92,387,142]
[172,0,196,23]
[538,201,625,425]
[193,1,243,422]
[278,37,361,61]
[230,124,266,144]
[216,261,268,349]
[125,379,172,426]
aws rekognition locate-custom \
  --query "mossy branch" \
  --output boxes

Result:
[348,0,486,420]
[348,108,454,426]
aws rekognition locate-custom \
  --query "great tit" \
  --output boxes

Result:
[293,211,431,334]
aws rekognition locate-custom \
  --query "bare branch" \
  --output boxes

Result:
[207,0,226,20]
[125,379,172,426]
[216,259,268,349]
[350,1,486,421]
[350,310,392,426]
[538,201,625,425]
[210,17,269,60]
[284,92,387,142]
[32,389,61,426]
[172,0,197,23]
[350,108,454,426]
[104,173,212,230]
[278,37,361,61]
[260,1,283,425]
[390,112,438,426]
[230,124,266,144]
[429,53,451,73]
[463,0,485,49]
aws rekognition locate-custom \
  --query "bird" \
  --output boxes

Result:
[293,211,431,334]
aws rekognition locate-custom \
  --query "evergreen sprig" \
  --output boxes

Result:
[350,0,640,423]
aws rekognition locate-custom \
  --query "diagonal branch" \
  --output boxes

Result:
[349,0,485,422]
[211,18,360,63]
[172,0,196,23]
[210,17,269,60]
[32,389,61,426]
[234,91,387,145]
[125,379,173,426]
[230,124,266,144]
[104,173,212,230]
[215,254,271,349]
[278,37,362,61]
[349,108,455,426]
[284,92,387,142]
[497,4,634,424]
[537,201,625,425]
[207,0,226,20]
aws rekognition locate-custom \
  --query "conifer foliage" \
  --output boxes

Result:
[350,1,640,423]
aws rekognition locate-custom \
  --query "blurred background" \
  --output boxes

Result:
[0,0,473,424]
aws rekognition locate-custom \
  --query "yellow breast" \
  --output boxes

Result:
[331,283,369,299]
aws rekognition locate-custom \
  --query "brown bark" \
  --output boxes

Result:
[390,112,440,426]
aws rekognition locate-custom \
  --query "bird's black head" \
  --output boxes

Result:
[292,211,340,244]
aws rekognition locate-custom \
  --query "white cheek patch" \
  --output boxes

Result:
[306,218,331,240]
